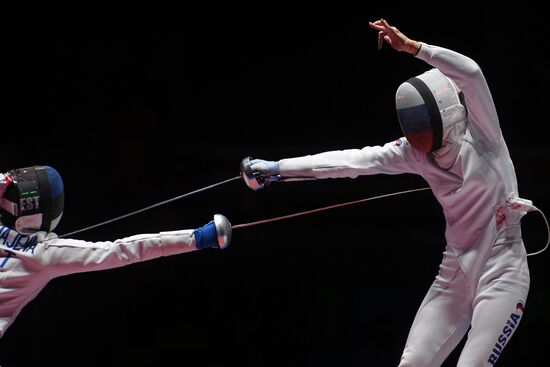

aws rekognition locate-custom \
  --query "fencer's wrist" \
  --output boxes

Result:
[406,39,421,55]
[194,221,220,249]
[268,161,280,176]
[266,161,282,182]
[251,159,280,176]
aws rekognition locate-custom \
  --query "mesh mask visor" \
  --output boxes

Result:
[1,166,64,232]
[396,77,443,153]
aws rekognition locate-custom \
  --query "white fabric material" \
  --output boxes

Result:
[399,240,529,367]
[425,69,469,169]
[416,68,465,128]
[279,42,530,365]
[432,118,467,170]
[0,226,197,337]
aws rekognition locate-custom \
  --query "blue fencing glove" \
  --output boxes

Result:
[194,214,232,249]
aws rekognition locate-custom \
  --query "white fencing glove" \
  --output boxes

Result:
[240,157,282,191]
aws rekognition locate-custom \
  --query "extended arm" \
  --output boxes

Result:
[241,140,421,190]
[40,215,231,278]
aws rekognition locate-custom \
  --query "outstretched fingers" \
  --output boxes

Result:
[378,31,385,49]
[380,18,392,30]
[368,20,384,30]
[369,19,393,49]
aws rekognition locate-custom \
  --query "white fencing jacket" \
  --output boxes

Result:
[278,42,529,279]
[0,225,198,337]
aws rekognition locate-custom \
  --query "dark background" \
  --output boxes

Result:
[2,8,548,367]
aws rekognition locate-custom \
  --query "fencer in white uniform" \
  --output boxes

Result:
[241,19,534,366]
[0,165,232,338]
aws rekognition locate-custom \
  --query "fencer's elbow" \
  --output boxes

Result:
[461,59,483,80]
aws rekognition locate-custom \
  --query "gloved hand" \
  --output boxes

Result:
[240,157,282,191]
[194,214,232,250]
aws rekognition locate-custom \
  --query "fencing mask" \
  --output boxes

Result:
[0,166,64,233]
[395,68,467,153]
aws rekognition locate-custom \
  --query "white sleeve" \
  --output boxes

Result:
[279,139,422,179]
[416,42,503,146]
[38,230,198,278]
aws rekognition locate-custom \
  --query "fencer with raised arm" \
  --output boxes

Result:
[241,18,534,367]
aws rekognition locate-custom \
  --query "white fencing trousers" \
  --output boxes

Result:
[398,241,530,367]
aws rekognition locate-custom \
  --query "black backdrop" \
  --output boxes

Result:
[2,9,548,367]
